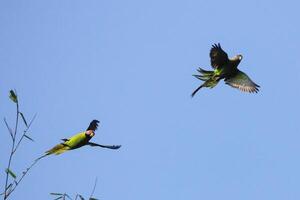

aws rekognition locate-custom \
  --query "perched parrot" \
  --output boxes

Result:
[191,43,260,97]
[37,120,121,160]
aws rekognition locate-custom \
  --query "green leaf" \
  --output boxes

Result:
[50,193,64,196]
[19,112,28,127]
[5,168,17,179]
[9,90,18,103]
[24,134,34,142]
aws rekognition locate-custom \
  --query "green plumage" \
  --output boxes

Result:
[192,43,260,97]
[45,132,90,155]
[36,120,121,161]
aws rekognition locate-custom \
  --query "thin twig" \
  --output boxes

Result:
[3,92,37,200]
[3,118,13,140]
[89,177,98,199]
[6,158,40,197]
[13,113,37,154]
[4,102,19,200]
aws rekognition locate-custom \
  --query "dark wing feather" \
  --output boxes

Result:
[87,142,121,150]
[225,70,260,93]
[210,43,229,69]
[86,120,100,131]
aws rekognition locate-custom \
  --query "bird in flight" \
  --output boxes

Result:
[191,43,260,97]
[37,120,121,160]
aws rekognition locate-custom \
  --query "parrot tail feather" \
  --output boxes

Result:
[35,154,48,161]
[41,143,71,157]
[35,144,70,161]
[197,68,214,75]
[191,84,204,97]
[192,68,220,97]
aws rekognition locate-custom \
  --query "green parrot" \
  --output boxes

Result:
[191,43,260,97]
[37,120,121,160]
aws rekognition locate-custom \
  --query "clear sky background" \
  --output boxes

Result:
[1,0,300,199]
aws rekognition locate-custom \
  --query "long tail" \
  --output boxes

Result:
[35,154,48,161]
[35,143,70,161]
[191,84,205,97]
[191,68,219,97]
[193,68,214,81]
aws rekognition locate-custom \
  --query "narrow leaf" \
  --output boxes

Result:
[78,195,85,200]
[5,183,12,191]
[53,196,63,200]
[24,134,34,142]
[5,168,17,179]
[4,118,13,139]
[50,193,64,196]
[9,90,18,103]
[19,112,28,127]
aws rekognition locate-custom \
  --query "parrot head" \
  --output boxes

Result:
[232,54,243,61]
[85,130,95,138]
[85,120,99,138]
[237,54,243,61]
[231,54,243,66]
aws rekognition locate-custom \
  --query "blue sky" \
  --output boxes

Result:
[1,0,300,199]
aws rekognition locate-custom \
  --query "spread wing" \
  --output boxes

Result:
[225,70,260,93]
[210,43,229,69]
[87,120,100,131]
[87,142,121,150]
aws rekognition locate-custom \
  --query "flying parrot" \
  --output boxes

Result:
[191,43,260,97]
[37,120,121,160]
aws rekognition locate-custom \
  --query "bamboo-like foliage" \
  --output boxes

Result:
[50,178,99,200]
[2,90,100,200]
[2,90,37,200]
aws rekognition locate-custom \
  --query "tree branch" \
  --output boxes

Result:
[4,101,19,199]
[6,158,40,197]
[3,90,36,200]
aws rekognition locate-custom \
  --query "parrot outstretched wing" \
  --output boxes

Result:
[87,120,100,131]
[87,142,121,150]
[225,70,260,93]
[62,139,121,149]
[210,43,229,69]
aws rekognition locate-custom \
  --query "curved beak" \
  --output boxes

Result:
[90,132,95,137]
